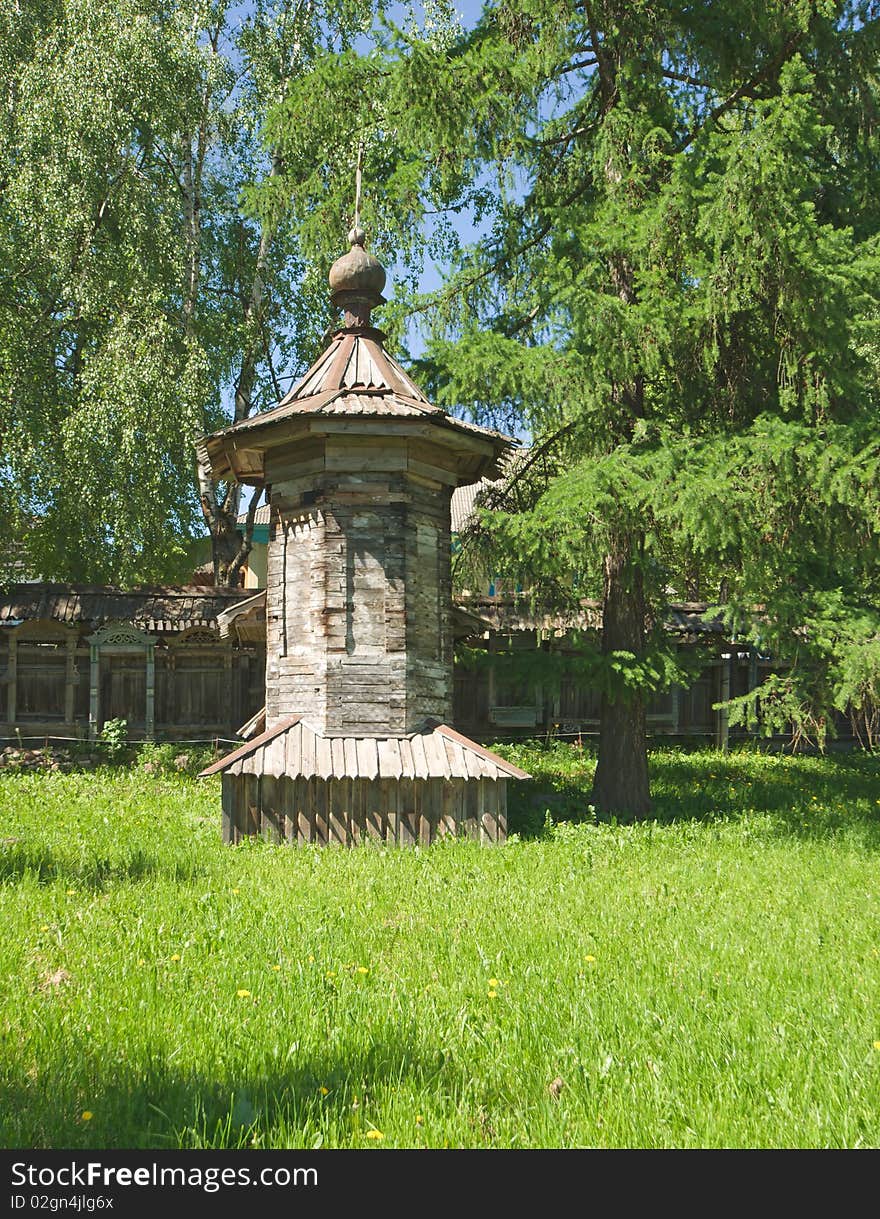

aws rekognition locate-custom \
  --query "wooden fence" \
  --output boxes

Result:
[0,621,264,740]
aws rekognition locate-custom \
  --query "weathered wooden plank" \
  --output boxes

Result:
[480,751,500,779]
[444,736,467,780]
[439,777,458,839]
[244,774,260,838]
[385,736,403,779]
[280,777,297,842]
[265,732,286,777]
[377,737,398,778]
[297,779,314,844]
[423,732,451,780]
[463,747,484,781]
[420,779,436,845]
[315,734,333,780]
[362,780,384,841]
[324,444,408,473]
[356,737,379,780]
[349,780,365,845]
[464,779,480,840]
[407,457,459,487]
[221,774,235,845]
[260,775,283,842]
[409,733,429,780]
[481,780,498,844]
[300,722,316,778]
[231,778,245,844]
[497,780,508,844]
[398,779,416,845]
[329,779,349,845]
[313,778,329,845]
[342,737,359,779]
[399,738,416,779]
[383,779,399,843]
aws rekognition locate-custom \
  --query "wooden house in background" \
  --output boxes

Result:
[0,585,263,741]
[0,588,856,750]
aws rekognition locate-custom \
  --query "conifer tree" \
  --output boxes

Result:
[280,0,880,815]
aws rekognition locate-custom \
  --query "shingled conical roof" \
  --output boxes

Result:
[282,326,430,404]
[197,224,516,492]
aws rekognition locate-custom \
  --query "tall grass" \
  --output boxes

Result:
[1,746,879,1149]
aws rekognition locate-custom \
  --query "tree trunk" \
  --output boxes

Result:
[201,152,281,586]
[591,531,652,820]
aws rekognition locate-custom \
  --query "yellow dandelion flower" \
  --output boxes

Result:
[170,954,181,962]
[81,1111,93,1122]
[365,1130,384,1140]
[40,925,49,932]
[319,1086,329,1096]
[356,966,369,975]
[137,959,146,967]
[232,887,240,894]
[236,988,251,998]
[271,964,281,972]
[488,977,500,987]
[308,954,315,962]
[585,954,596,962]
[325,970,336,979]
[415,1115,424,1126]
[874,1041,880,1052]
[66,890,76,896]
[487,989,498,999]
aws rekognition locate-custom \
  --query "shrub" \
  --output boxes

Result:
[98,718,129,762]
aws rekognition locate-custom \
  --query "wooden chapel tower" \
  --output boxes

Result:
[199,227,528,844]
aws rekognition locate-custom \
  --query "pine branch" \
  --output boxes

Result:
[677,31,806,153]
[661,68,712,89]
[406,179,591,319]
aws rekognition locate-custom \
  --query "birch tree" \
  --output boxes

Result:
[0,0,385,585]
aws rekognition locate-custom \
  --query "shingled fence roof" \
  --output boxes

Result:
[0,584,255,633]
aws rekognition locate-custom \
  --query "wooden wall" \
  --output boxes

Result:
[1,620,861,745]
[221,773,507,845]
[451,636,862,743]
[264,433,457,735]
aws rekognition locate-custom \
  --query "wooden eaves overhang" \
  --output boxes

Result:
[197,327,514,487]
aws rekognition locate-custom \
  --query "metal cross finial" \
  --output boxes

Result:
[353,138,364,236]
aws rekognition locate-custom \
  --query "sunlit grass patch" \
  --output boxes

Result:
[1,748,879,1149]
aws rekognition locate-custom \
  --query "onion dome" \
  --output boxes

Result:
[329,227,386,328]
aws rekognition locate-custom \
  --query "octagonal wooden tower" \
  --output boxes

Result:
[199,229,528,844]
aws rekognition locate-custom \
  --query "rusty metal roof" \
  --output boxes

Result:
[0,584,255,632]
[200,717,530,781]
[200,324,515,473]
[289,328,431,403]
[207,384,510,446]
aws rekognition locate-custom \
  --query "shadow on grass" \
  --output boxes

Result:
[507,745,880,846]
[0,842,209,889]
[1,1035,465,1149]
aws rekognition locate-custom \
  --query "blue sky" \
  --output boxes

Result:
[377,2,488,355]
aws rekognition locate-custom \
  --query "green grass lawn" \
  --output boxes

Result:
[1,744,879,1149]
